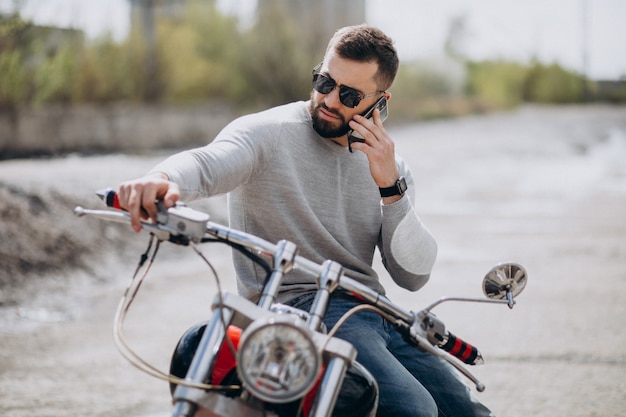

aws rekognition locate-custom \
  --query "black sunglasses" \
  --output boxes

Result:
[312,63,385,108]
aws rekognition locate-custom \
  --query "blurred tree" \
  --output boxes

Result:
[466,60,528,108]
[235,1,315,108]
[124,29,164,102]
[0,14,31,110]
[157,0,242,103]
[2,2,619,114]
[256,0,366,59]
[395,63,457,100]
[76,35,137,102]
[392,60,479,121]
[130,0,162,101]
[0,48,25,108]
[33,42,79,104]
[523,61,584,103]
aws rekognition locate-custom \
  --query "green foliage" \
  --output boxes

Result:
[390,61,475,121]
[0,13,31,50]
[465,59,589,107]
[157,0,242,103]
[0,48,25,107]
[76,35,139,102]
[465,60,528,108]
[0,14,31,108]
[1,5,620,111]
[33,42,79,104]
[523,61,584,103]
[233,2,315,108]
[394,62,459,99]
[124,30,164,102]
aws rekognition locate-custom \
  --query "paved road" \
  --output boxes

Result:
[1,105,625,416]
[391,105,626,416]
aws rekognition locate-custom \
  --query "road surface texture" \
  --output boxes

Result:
[1,105,624,416]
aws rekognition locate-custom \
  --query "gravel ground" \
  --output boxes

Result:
[0,105,625,417]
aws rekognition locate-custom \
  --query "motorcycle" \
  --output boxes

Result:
[73,189,527,417]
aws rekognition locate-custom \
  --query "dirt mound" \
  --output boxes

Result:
[0,152,229,308]
[0,182,141,306]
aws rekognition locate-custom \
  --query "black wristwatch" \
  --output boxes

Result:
[379,176,407,197]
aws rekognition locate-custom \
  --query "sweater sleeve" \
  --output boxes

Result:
[148,112,280,201]
[379,163,437,291]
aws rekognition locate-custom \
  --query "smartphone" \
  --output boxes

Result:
[348,95,389,146]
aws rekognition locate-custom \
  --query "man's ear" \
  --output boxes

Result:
[384,92,392,101]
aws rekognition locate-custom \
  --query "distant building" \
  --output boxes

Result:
[129,0,366,51]
[129,0,188,24]
[257,0,366,54]
[0,13,84,68]
[27,25,84,56]
[593,79,626,102]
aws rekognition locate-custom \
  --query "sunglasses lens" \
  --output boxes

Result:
[339,87,361,108]
[312,71,362,108]
[312,73,335,94]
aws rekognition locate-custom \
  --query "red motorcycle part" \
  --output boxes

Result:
[211,325,241,384]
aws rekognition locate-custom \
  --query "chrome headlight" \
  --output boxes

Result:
[237,316,320,403]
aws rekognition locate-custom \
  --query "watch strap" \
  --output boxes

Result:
[379,176,407,197]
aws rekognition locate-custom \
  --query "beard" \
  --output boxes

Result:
[309,95,350,139]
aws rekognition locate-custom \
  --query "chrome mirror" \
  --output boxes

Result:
[482,263,527,308]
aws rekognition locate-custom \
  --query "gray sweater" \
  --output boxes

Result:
[151,101,437,303]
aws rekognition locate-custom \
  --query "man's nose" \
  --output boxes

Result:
[324,86,343,110]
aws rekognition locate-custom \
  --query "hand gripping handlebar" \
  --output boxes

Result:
[97,188,210,244]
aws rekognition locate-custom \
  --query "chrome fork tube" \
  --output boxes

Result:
[309,356,349,417]
[171,305,234,416]
[307,260,343,331]
[258,240,298,309]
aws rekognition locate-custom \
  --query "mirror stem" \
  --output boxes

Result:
[506,292,516,309]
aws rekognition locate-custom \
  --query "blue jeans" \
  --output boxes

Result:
[287,292,495,417]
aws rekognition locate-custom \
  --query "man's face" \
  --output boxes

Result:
[309,52,381,144]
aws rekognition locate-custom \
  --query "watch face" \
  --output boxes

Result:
[398,177,407,193]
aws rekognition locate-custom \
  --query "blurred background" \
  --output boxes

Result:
[1,2,625,416]
[1,0,625,157]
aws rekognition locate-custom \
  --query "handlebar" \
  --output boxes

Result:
[90,189,418,323]
[439,332,483,366]
[74,189,488,391]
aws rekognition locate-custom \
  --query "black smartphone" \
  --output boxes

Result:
[348,96,389,151]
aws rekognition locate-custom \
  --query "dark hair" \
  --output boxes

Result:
[325,24,399,90]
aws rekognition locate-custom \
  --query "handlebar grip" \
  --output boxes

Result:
[97,188,122,209]
[97,188,151,216]
[440,332,484,365]
[97,188,157,221]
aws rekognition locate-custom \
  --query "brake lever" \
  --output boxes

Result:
[73,206,172,241]
[75,189,211,245]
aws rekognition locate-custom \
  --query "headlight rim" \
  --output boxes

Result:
[236,315,321,403]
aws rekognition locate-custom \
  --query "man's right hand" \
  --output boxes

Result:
[117,173,180,232]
